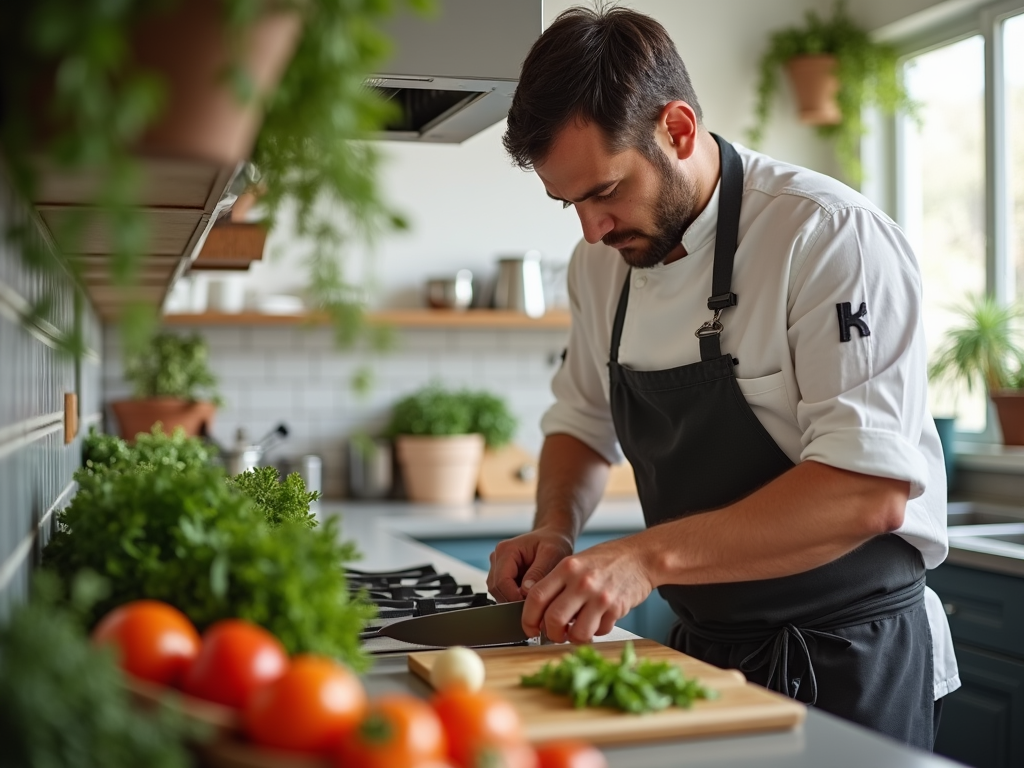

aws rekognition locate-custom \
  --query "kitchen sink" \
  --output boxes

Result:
[946,500,1024,527]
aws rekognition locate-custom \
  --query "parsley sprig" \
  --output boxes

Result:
[521,642,716,714]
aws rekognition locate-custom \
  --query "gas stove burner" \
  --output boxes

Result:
[345,564,496,652]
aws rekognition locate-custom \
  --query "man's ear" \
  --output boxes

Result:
[660,101,698,159]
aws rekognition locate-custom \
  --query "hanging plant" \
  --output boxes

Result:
[0,0,426,356]
[746,0,915,184]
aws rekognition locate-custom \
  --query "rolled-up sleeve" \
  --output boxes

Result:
[789,205,931,498]
[540,244,623,464]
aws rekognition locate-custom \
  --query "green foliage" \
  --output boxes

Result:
[228,466,319,529]
[928,295,1024,393]
[747,0,914,183]
[387,385,518,448]
[124,331,221,403]
[521,641,716,713]
[1,0,428,358]
[83,425,212,474]
[43,460,374,669]
[0,571,201,768]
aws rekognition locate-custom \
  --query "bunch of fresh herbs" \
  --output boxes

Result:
[521,641,716,714]
[83,425,212,474]
[387,385,518,448]
[228,466,319,528]
[44,460,374,669]
[0,571,202,768]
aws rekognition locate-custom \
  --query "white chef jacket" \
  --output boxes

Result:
[541,142,960,700]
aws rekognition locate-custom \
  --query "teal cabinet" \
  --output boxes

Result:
[418,530,677,644]
[927,563,1024,768]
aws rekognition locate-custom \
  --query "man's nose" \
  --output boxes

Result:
[576,205,614,244]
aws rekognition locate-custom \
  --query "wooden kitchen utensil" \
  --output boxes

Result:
[477,444,638,502]
[409,639,804,745]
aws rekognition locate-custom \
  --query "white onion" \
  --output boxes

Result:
[430,646,486,692]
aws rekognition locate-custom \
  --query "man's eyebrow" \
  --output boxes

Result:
[545,180,617,205]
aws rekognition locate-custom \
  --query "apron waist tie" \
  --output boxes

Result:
[682,575,927,706]
[738,624,849,706]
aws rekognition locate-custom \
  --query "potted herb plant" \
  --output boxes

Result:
[928,295,1024,445]
[111,332,222,440]
[747,0,913,183]
[387,386,517,504]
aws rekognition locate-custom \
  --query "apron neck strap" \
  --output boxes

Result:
[698,134,744,361]
[609,135,745,364]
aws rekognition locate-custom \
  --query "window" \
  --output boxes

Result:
[892,2,1024,438]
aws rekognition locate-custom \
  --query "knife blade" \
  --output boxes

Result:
[374,600,531,647]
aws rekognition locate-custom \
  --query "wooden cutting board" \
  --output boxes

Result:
[409,639,804,745]
[477,444,638,502]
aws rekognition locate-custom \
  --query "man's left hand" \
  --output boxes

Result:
[521,533,656,643]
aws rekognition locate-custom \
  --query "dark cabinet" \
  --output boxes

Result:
[927,563,1024,768]
[419,530,678,644]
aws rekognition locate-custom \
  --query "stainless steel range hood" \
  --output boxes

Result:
[368,0,543,143]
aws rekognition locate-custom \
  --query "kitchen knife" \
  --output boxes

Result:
[374,600,531,647]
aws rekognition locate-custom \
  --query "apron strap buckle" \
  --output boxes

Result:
[695,308,725,338]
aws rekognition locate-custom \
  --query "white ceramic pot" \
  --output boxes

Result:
[396,434,485,504]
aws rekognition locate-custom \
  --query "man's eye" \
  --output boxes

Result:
[595,187,617,202]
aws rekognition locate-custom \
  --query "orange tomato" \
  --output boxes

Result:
[91,600,200,687]
[465,741,539,768]
[535,741,608,768]
[430,688,524,768]
[181,619,287,709]
[336,694,447,768]
[244,655,367,755]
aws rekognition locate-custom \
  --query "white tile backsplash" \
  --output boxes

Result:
[103,324,567,499]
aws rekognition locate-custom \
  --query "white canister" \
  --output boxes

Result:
[208,275,247,313]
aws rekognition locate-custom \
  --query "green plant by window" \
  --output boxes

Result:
[124,331,221,404]
[387,386,518,448]
[928,294,1024,393]
[747,0,913,183]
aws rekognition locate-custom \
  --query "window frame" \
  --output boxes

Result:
[878,0,1024,443]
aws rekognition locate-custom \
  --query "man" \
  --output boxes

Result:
[486,6,959,750]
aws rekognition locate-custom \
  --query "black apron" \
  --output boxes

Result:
[607,134,936,749]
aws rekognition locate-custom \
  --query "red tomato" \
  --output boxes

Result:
[430,688,524,768]
[244,654,367,754]
[336,694,447,768]
[92,600,200,687]
[181,619,287,709]
[535,741,607,768]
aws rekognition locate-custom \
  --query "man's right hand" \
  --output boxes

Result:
[486,527,575,603]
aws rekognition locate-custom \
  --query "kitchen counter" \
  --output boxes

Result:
[325,501,963,768]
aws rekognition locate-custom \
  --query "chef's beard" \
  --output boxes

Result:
[603,149,701,269]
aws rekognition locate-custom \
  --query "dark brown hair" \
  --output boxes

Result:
[503,6,703,170]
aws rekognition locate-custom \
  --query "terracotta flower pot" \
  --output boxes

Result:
[131,0,304,165]
[991,391,1024,446]
[784,54,842,126]
[111,398,216,441]
[395,434,486,504]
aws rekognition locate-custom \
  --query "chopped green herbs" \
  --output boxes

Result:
[521,642,716,714]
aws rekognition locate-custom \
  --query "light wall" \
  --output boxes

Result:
[241,0,865,309]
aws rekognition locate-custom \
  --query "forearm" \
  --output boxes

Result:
[533,433,610,542]
[641,460,910,585]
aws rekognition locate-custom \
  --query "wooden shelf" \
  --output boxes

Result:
[31,156,237,321]
[162,308,572,329]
